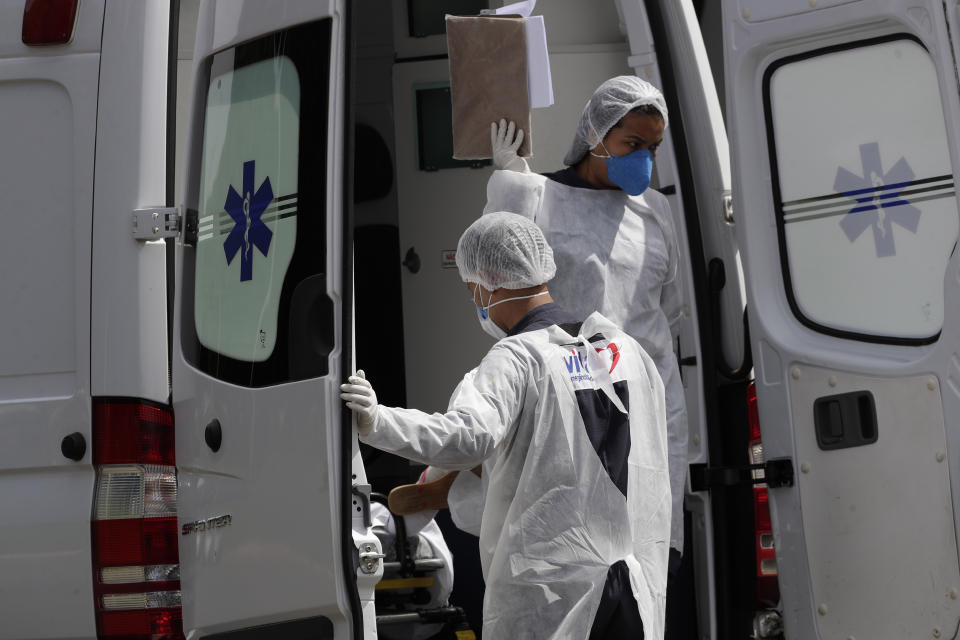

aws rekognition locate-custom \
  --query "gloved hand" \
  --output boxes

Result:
[491,119,530,172]
[340,369,379,437]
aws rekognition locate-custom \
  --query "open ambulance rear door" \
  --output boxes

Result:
[172,1,369,638]
[724,0,960,637]
[619,2,746,636]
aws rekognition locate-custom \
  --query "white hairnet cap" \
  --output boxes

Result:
[563,75,669,166]
[456,212,556,290]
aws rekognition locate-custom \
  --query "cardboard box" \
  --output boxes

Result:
[446,15,531,159]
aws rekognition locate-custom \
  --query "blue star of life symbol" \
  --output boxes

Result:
[834,142,920,258]
[224,160,274,281]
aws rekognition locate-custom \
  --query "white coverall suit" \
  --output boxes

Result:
[483,169,688,553]
[359,312,671,640]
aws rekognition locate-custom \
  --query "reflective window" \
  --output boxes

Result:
[182,20,332,386]
[766,37,958,341]
[194,55,300,362]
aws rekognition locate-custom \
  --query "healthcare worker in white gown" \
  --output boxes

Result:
[341,212,671,640]
[486,76,688,570]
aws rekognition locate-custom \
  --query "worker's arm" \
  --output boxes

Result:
[357,343,527,469]
[482,169,546,220]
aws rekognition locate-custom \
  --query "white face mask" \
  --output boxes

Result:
[476,304,507,340]
[472,286,549,340]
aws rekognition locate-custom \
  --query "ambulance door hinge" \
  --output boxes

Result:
[689,458,794,492]
[132,207,180,241]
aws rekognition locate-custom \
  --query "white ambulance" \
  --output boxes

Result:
[1,0,959,639]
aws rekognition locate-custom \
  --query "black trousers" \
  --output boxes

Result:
[589,560,645,640]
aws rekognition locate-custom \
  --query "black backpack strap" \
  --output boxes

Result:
[557,321,583,338]
[559,322,607,346]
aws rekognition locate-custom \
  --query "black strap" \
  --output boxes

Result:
[558,322,606,347]
[557,321,583,337]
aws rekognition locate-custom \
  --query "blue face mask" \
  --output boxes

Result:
[597,145,654,196]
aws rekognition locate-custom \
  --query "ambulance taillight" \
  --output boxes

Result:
[21,0,78,46]
[91,399,184,640]
[747,381,780,607]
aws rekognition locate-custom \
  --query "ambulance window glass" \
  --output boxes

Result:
[181,20,332,386]
[766,37,958,342]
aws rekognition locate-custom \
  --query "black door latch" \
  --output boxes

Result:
[689,458,794,492]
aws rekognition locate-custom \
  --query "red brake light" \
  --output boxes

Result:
[93,518,179,567]
[94,399,176,465]
[753,486,772,532]
[92,398,183,640]
[99,608,184,640]
[22,0,79,46]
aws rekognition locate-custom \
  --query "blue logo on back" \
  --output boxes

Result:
[834,142,920,258]
[224,160,274,281]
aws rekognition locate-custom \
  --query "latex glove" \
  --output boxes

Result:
[340,369,379,437]
[491,119,530,172]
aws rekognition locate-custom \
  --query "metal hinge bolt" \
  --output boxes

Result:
[133,207,180,241]
[358,542,384,574]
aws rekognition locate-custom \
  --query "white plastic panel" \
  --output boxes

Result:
[197,0,337,61]
[0,80,76,382]
[790,366,960,639]
[738,0,857,23]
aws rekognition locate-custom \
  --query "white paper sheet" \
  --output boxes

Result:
[524,16,553,108]
[492,1,553,109]
[495,0,536,17]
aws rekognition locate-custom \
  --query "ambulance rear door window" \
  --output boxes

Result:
[181,20,332,386]
[764,36,958,343]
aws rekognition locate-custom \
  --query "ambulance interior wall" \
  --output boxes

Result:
[391,0,633,417]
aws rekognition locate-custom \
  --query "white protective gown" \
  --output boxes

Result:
[483,169,688,552]
[360,312,671,640]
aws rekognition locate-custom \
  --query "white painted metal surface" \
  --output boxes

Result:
[392,58,497,414]
[737,0,857,24]
[90,0,171,404]
[0,1,105,637]
[173,1,357,637]
[723,0,960,636]
[790,367,960,639]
